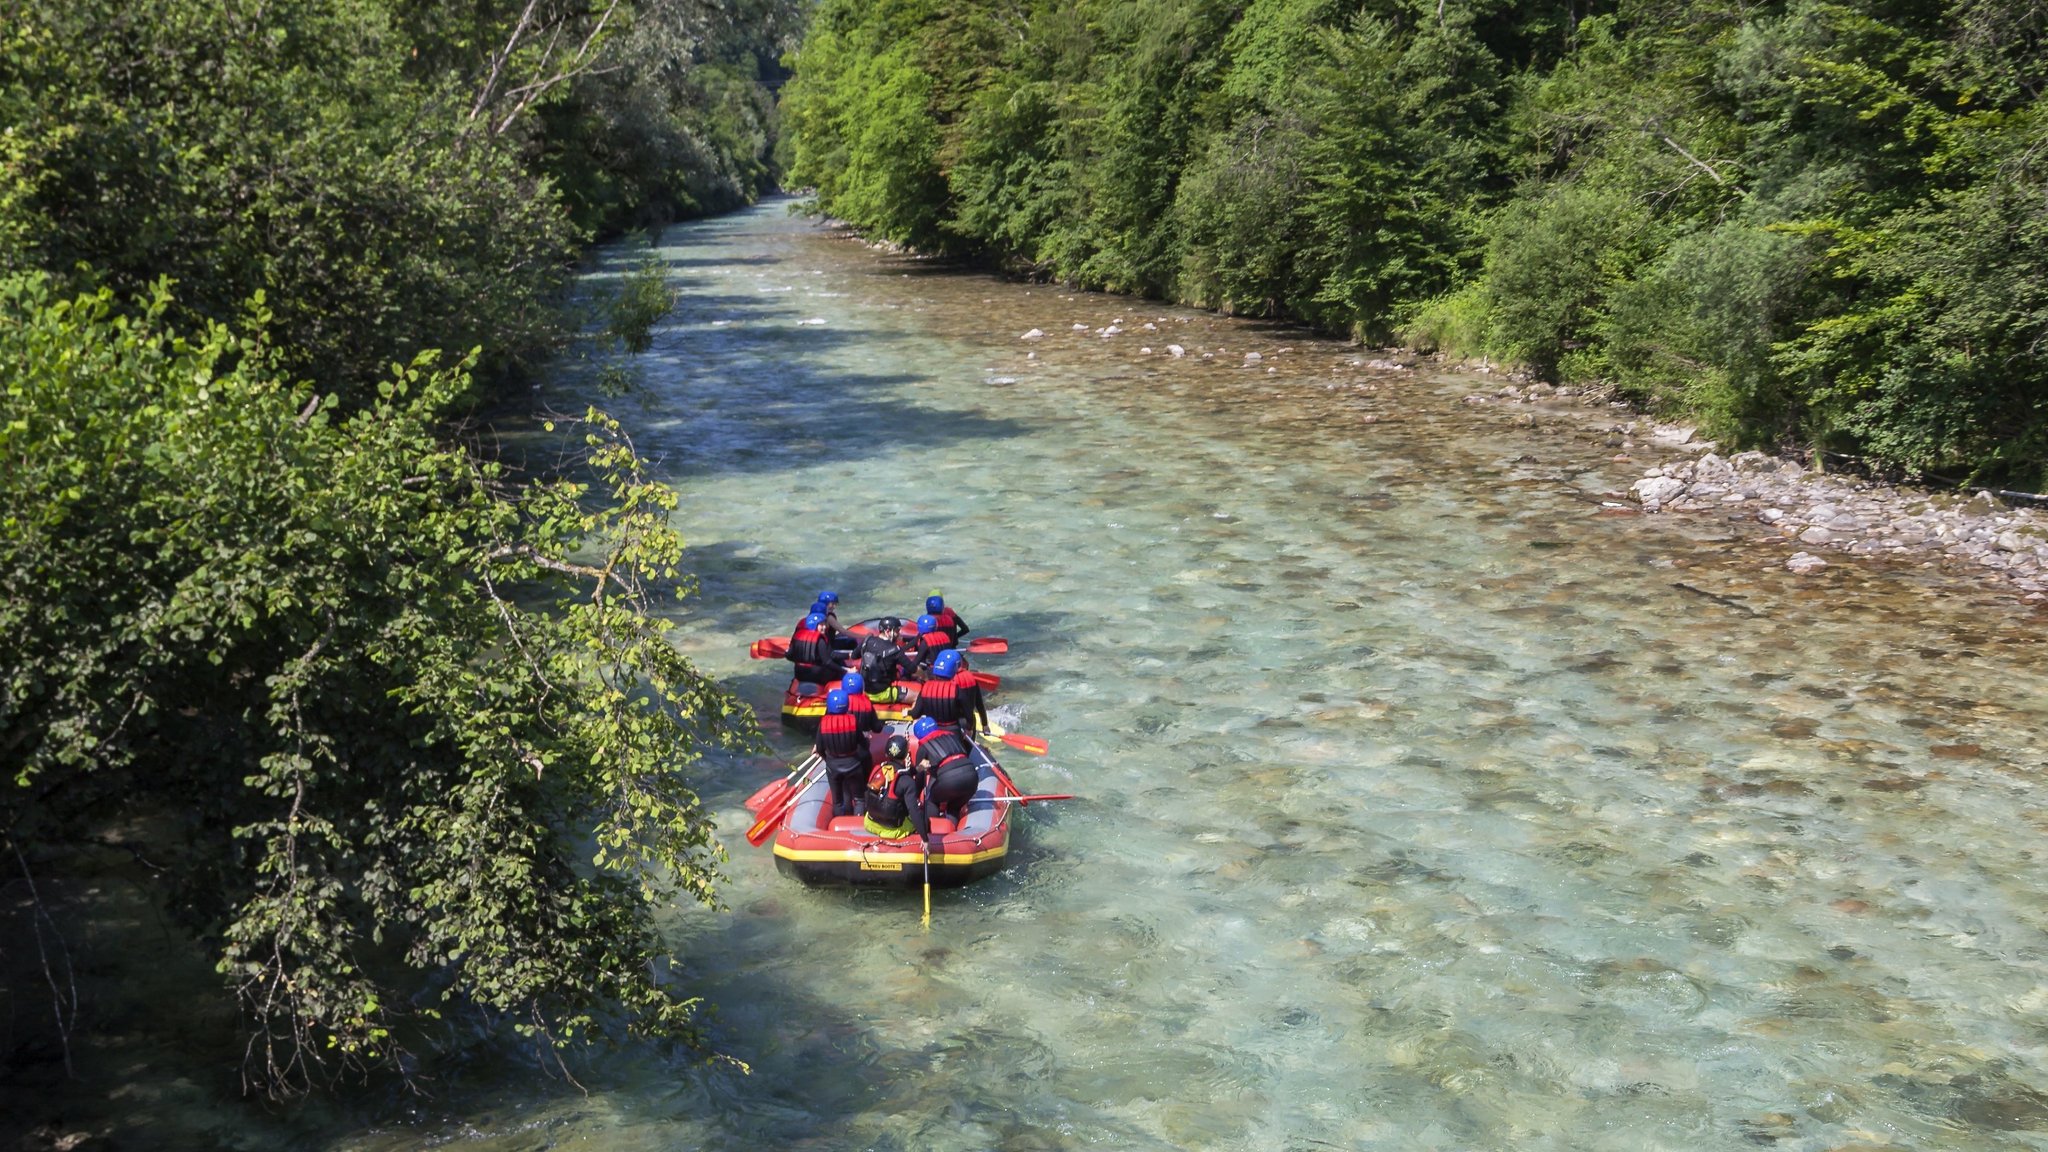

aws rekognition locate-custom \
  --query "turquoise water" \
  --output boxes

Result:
[26,200,2048,1150]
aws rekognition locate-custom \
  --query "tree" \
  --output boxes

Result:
[0,275,757,1094]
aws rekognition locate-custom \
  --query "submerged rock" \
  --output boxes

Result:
[1787,552,1828,573]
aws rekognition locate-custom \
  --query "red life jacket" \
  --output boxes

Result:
[916,629,955,664]
[933,606,965,636]
[915,728,970,771]
[846,691,875,716]
[787,624,831,666]
[815,712,865,763]
[912,675,964,725]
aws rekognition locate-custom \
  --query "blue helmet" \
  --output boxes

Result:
[818,590,839,605]
[926,594,944,613]
[809,599,829,617]
[803,613,824,630]
[841,671,865,694]
[916,613,938,633]
[911,716,937,739]
[825,689,849,715]
[931,650,962,679]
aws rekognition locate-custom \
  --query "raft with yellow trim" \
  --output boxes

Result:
[741,736,1015,888]
[779,677,916,726]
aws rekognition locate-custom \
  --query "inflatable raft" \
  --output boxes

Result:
[742,735,1016,888]
[780,678,917,726]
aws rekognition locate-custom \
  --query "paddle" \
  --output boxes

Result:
[921,844,932,932]
[745,760,824,846]
[749,637,790,659]
[984,727,1050,755]
[991,793,1075,806]
[965,637,1009,655]
[746,754,820,817]
[962,669,1001,691]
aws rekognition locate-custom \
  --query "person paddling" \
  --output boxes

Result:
[785,612,841,685]
[925,593,969,642]
[817,590,855,653]
[910,716,979,858]
[911,612,956,675]
[814,689,871,818]
[909,649,987,737]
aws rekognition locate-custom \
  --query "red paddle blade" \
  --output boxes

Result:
[743,778,791,814]
[750,637,790,659]
[997,732,1050,755]
[963,670,1001,690]
[996,793,1075,805]
[965,637,1008,654]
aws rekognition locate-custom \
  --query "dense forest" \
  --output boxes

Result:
[783,0,2048,484]
[2,0,792,1095]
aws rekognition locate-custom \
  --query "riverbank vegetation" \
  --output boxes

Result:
[2,0,791,1096]
[783,0,2048,486]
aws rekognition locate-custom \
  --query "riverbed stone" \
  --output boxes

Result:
[1799,527,1835,545]
[1631,476,1686,508]
[1168,344,1185,358]
[1787,552,1828,572]
[1021,328,1044,340]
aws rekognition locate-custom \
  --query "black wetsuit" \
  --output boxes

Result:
[915,728,980,852]
[786,623,840,685]
[932,606,969,640]
[814,712,870,817]
[913,628,955,675]
[855,633,916,693]
[908,673,986,736]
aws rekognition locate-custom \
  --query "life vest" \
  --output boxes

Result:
[911,675,965,725]
[915,728,971,772]
[915,628,955,664]
[857,635,907,686]
[787,624,832,666]
[933,606,966,637]
[862,762,913,835]
[815,712,866,765]
[845,689,881,733]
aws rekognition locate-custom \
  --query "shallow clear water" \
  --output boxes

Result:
[27,200,2048,1150]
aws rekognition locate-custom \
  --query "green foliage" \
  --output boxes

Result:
[784,0,2048,481]
[0,0,795,404]
[0,276,757,1093]
[608,250,679,355]
[0,0,798,1096]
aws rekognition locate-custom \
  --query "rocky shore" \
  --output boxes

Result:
[1625,448,2048,596]
[1456,375,2048,601]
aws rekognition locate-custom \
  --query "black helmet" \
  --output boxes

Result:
[880,616,902,632]
[884,735,909,760]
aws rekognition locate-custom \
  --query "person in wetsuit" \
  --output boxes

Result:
[816,590,856,654]
[785,612,842,685]
[854,617,917,702]
[924,594,969,642]
[814,689,871,818]
[908,649,987,737]
[862,734,926,841]
[839,671,884,736]
[910,715,980,858]
[911,612,956,676]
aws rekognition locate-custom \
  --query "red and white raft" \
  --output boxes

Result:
[741,736,1017,888]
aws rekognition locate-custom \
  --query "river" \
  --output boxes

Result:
[38,200,2048,1150]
